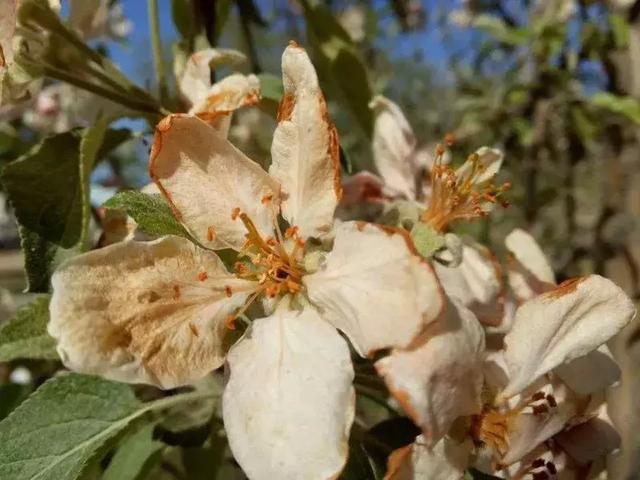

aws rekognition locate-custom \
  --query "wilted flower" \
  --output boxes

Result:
[49,44,444,480]
[176,48,260,135]
[380,272,635,479]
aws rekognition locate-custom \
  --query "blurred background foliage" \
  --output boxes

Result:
[1,0,640,478]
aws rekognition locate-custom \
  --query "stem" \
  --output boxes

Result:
[40,64,162,115]
[148,0,168,103]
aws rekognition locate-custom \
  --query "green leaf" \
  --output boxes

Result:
[299,0,373,137]
[591,92,640,124]
[2,126,124,250]
[411,223,445,259]
[171,0,196,41]
[19,226,58,294]
[0,296,58,362]
[474,14,529,46]
[258,73,283,103]
[103,425,165,480]
[2,131,86,249]
[103,191,195,242]
[610,13,630,49]
[0,373,215,480]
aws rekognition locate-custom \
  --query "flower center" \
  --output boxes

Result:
[224,202,306,329]
[471,391,558,459]
[420,145,510,232]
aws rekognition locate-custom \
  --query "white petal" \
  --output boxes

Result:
[555,403,620,465]
[375,299,485,445]
[505,228,555,302]
[223,307,354,480]
[178,48,246,106]
[434,240,503,326]
[304,221,443,355]
[269,43,341,239]
[49,236,255,389]
[385,435,471,480]
[370,95,417,200]
[0,0,16,67]
[150,114,279,250]
[455,146,503,185]
[555,344,621,395]
[501,275,636,398]
[189,73,260,136]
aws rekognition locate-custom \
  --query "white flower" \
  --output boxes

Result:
[49,44,444,480]
[176,48,260,135]
[378,274,635,478]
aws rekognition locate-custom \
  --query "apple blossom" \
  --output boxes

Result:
[49,43,444,480]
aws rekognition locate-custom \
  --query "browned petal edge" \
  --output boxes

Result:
[0,45,5,68]
[148,114,189,222]
[544,276,587,300]
[276,92,295,122]
[321,94,343,201]
[384,444,413,480]
[327,388,355,480]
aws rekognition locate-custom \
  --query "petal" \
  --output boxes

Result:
[150,114,279,250]
[555,344,621,395]
[455,146,503,185]
[0,0,16,67]
[49,236,254,389]
[190,73,261,136]
[555,403,620,465]
[434,240,503,326]
[177,48,246,106]
[304,221,443,355]
[375,298,485,445]
[269,43,341,239]
[370,95,417,200]
[501,275,636,398]
[496,382,576,465]
[385,435,471,480]
[505,228,555,302]
[222,306,355,480]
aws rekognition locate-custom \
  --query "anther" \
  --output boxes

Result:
[531,459,545,469]
[261,193,273,204]
[531,391,546,401]
[285,226,299,238]
[545,462,557,475]
[207,226,216,242]
[231,207,241,220]
[172,285,181,300]
[532,473,549,480]
[198,271,208,282]
[224,285,233,297]
[445,133,454,146]
[532,404,548,415]
[545,395,557,408]
[435,143,446,156]
[225,314,236,330]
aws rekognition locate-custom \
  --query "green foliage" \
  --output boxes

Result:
[102,425,165,480]
[103,191,195,242]
[0,296,58,362]
[19,226,60,294]
[473,14,529,46]
[591,92,640,124]
[0,373,215,480]
[299,0,373,137]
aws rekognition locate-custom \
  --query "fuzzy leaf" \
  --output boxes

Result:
[2,127,129,249]
[0,373,215,480]
[103,191,195,241]
[103,425,165,480]
[0,296,58,362]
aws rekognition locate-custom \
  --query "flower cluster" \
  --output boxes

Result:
[47,43,636,480]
